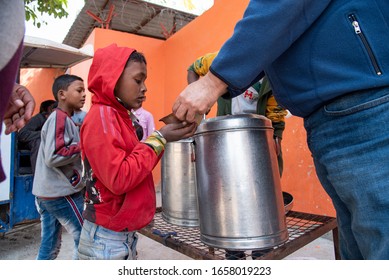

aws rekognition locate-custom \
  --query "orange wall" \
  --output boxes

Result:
[24,0,335,217]
[20,68,65,115]
[281,117,335,216]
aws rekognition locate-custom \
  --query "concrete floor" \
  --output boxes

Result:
[0,189,336,260]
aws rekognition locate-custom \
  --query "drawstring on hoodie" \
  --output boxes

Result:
[116,97,144,141]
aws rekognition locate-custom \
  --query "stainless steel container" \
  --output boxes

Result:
[161,138,199,227]
[193,114,288,250]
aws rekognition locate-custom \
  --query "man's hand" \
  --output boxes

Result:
[3,84,35,135]
[173,71,227,122]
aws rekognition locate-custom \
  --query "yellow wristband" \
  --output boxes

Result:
[144,132,166,156]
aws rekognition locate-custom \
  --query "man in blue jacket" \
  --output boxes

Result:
[173,0,389,260]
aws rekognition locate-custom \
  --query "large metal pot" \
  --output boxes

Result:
[161,138,199,227]
[193,114,288,250]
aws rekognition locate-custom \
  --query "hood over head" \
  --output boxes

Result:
[88,44,135,113]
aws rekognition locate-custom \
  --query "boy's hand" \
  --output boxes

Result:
[159,122,197,142]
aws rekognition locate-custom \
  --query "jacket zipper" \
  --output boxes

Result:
[348,14,382,76]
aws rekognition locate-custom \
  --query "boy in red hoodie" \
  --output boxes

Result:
[78,44,196,260]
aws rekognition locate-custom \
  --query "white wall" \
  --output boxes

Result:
[0,127,11,201]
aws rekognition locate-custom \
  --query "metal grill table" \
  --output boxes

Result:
[139,208,339,260]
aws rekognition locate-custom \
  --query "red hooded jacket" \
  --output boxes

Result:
[80,44,158,232]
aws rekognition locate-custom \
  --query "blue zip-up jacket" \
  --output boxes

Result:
[210,0,389,117]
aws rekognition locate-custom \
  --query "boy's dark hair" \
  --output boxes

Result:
[39,100,56,113]
[52,74,83,101]
[125,51,147,68]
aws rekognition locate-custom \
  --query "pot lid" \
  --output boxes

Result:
[173,137,194,143]
[195,114,273,135]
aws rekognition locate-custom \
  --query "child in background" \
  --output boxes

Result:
[32,74,86,260]
[71,108,87,127]
[131,99,155,141]
[78,44,196,260]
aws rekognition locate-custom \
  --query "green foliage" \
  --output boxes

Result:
[24,0,69,28]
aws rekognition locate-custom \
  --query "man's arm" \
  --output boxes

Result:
[187,69,200,84]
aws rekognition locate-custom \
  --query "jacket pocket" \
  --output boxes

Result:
[324,87,389,116]
[348,13,382,76]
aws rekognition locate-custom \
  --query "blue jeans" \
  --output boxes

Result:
[77,219,138,260]
[304,86,389,259]
[35,191,84,260]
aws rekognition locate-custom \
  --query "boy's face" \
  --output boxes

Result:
[60,80,86,110]
[115,61,147,110]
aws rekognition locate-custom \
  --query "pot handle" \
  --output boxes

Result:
[191,140,196,162]
[274,137,281,156]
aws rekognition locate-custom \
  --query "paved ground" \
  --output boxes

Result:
[0,189,336,260]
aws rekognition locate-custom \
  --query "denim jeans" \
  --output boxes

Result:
[77,219,138,260]
[304,86,389,259]
[35,191,84,260]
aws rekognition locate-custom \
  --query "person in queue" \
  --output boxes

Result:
[131,99,156,141]
[173,0,389,260]
[77,44,196,260]
[32,74,86,260]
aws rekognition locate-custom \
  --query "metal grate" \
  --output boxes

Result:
[139,208,338,260]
